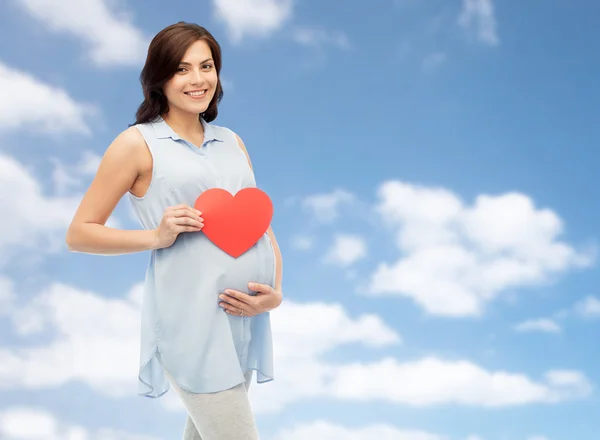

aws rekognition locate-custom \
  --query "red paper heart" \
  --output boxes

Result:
[194,188,273,258]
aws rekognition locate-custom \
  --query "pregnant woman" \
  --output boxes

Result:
[66,22,283,440]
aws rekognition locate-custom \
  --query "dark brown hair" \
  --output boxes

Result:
[133,22,223,125]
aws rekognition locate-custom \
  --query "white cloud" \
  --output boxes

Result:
[0,407,159,440]
[327,357,593,407]
[514,318,561,334]
[458,0,499,46]
[0,154,80,259]
[292,26,350,50]
[290,234,314,251]
[324,234,367,267]
[574,295,600,319]
[0,279,400,413]
[422,52,448,72]
[16,0,149,67]
[302,189,355,223]
[250,299,402,413]
[544,370,592,399]
[51,150,102,194]
[253,302,592,413]
[527,436,550,440]
[0,278,592,415]
[366,181,594,317]
[0,276,16,313]
[0,153,121,262]
[0,62,96,136]
[0,281,143,395]
[272,301,401,358]
[272,420,446,440]
[213,0,293,42]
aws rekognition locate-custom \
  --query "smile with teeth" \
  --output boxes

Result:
[185,90,207,97]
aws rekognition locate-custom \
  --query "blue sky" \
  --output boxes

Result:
[0,0,598,439]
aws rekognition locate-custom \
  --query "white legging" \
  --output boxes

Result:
[163,369,259,440]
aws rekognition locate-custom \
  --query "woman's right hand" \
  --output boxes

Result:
[153,204,204,249]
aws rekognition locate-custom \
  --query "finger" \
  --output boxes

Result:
[173,225,202,234]
[188,205,202,216]
[220,301,252,316]
[226,308,254,317]
[173,220,204,231]
[167,204,188,212]
[248,282,271,294]
[178,225,203,233]
[172,222,204,232]
[222,289,252,305]
[183,204,202,218]
[220,296,249,312]
[183,205,201,218]
[171,216,203,229]
[170,208,187,216]
[170,208,202,221]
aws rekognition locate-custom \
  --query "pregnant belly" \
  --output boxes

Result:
[160,231,275,293]
[152,231,276,328]
[150,231,275,360]
[212,233,276,294]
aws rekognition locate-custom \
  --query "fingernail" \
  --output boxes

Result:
[219,295,224,299]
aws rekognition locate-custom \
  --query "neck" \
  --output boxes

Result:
[162,108,204,137]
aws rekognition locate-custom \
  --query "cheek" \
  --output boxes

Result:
[209,73,219,88]
[162,83,176,101]
[164,78,184,97]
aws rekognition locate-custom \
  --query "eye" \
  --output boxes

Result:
[177,67,187,72]
[202,64,213,69]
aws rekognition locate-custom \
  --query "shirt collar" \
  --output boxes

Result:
[151,115,222,144]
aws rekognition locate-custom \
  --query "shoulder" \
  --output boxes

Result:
[103,125,148,165]
[109,125,146,152]
[118,125,146,144]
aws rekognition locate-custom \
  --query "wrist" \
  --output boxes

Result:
[148,229,162,250]
[273,288,283,307]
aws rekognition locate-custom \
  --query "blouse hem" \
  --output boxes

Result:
[136,345,274,398]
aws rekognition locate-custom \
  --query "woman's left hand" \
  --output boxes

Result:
[219,282,283,317]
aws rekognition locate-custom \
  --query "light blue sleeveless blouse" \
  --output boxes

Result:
[128,116,275,397]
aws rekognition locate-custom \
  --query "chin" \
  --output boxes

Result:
[180,103,209,115]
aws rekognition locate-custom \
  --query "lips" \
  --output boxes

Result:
[185,90,207,98]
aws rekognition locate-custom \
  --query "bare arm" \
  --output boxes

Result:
[65,127,159,255]
[235,133,284,292]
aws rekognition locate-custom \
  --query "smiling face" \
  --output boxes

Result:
[162,39,218,118]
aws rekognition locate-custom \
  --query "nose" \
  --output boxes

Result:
[189,68,204,86]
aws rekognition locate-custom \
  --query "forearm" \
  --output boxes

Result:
[66,223,158,255]
[267,227,283,291]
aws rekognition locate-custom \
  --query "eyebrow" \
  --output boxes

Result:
[179,58,213,66]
